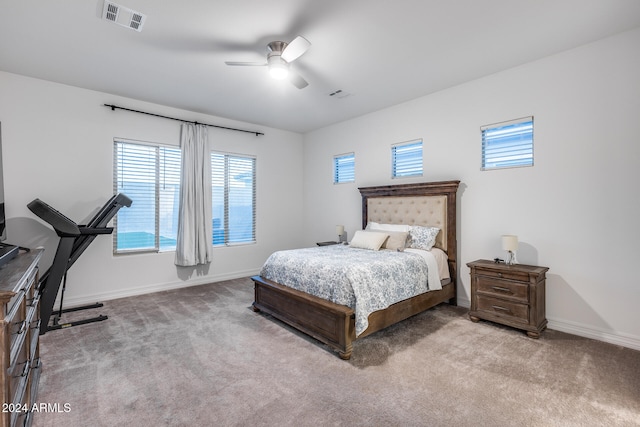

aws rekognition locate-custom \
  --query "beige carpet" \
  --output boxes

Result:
[33,278,640,427]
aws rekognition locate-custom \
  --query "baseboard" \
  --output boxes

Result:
[457,296,470,308]
[547,317,640,352]
[56,268,260,310]
[455,297,640,351]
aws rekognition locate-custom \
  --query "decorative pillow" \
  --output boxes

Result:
[367,222,411,232]
[381,231,409,251]
[350,230,389,251]
[409,226,440,250]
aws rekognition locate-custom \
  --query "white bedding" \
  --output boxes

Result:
[404,248,443,291]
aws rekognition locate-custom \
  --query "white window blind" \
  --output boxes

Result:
[481,117,534,170]
[392,140,423,178]
[113,140,181,253]
[211,152,256,246]
[333,152,355,184]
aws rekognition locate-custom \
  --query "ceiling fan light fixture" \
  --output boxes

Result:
[269,64,289,80]
[268,56,289,80]
[226,36,310,88]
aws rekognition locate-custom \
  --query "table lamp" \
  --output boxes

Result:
[501,235,518,265]
[336,225,345,243]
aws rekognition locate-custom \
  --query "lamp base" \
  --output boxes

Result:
[506,250,518,265]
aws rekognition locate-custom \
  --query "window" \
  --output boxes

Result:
[113,140,181,253]
[481,116,533,170]
[211,152,256,246]
[333,152,355,184]
[392,140,423,178]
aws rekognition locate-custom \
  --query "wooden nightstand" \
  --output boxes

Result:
[467,259,549,338]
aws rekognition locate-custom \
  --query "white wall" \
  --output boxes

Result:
[0,72,305,305]
[303,28,640,350]
[2,27,638,351]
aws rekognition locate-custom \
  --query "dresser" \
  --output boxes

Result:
[1,249,43,427]
[467,259,549,338]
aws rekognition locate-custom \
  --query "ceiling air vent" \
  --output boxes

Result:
[328,89,353,99]
[102,1,146,32]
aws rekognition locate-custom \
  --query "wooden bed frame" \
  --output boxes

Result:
[251,180,460,359]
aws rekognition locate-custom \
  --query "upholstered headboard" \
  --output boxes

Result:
[366,195,448,251]
[359,181,460,281]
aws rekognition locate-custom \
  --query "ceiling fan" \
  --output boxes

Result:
[225,36,311,89]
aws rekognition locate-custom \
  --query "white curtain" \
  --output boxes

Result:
[175,123,213,266]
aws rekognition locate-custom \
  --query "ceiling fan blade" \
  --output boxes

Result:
[281,36,311,63]
[225,61,267,66]
[289,70,309,89]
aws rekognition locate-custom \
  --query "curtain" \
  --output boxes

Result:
[175,123,213,266]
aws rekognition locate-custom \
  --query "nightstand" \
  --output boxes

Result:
[467,259,549,338]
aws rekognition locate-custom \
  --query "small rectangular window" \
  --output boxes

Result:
[333,152,355,184]
[113,140,181,253]
[481,116,533,170]
[392,140,423,178]
[211,152,256,246]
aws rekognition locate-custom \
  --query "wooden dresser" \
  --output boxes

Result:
[1,249,43,427]
[467,259,549,338]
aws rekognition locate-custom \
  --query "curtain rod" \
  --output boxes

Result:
[103,104,264,136]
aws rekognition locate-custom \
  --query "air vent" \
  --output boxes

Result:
[104,3,119,22]
[102,1,146,32]
[328,89,353,99]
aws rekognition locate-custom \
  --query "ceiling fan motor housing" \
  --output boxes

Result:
[267,41,288,54]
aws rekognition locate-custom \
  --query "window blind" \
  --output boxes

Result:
[333,152,355,184]
[211,152,256,246]
[392,140,423,178]
[113,140,181,253]
[481,117,534,170]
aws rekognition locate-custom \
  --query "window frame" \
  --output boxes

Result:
[113,139,181,254]
[481,116,534,171]
[391,139,423,179]
[333,152,355,184]
[211,150,257,247]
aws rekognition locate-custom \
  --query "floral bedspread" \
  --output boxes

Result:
[259,244,432,336]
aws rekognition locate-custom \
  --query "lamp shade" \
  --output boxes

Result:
[501,235,518,251]
[336,225,344,235]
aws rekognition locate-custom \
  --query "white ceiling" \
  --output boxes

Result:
[2,1,640,134]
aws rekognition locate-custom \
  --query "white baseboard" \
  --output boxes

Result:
[547,317,640,352]
[455,297,640,352]
[57,269,260,310]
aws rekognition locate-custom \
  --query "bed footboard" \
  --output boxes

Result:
[251,275,356,359]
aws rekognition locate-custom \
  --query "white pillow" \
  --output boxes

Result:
[350,230,389,251]
[367,221,411,232]
[409,226,440,250]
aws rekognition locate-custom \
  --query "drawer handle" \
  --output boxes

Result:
[30,319,42,330]
[491,286,512,293]
[14,359,31,378]
[14,320,27,335]
[498,273,503,278]
[492,305,511,313]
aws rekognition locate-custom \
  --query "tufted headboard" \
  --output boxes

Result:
[359,181,460,281]
[365,195,448,250]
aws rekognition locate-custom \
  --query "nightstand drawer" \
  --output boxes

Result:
[476,295,529,324]
[476,276,529,302]
[475,268,529,282]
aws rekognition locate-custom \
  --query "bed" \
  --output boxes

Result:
[251,180,460,359]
